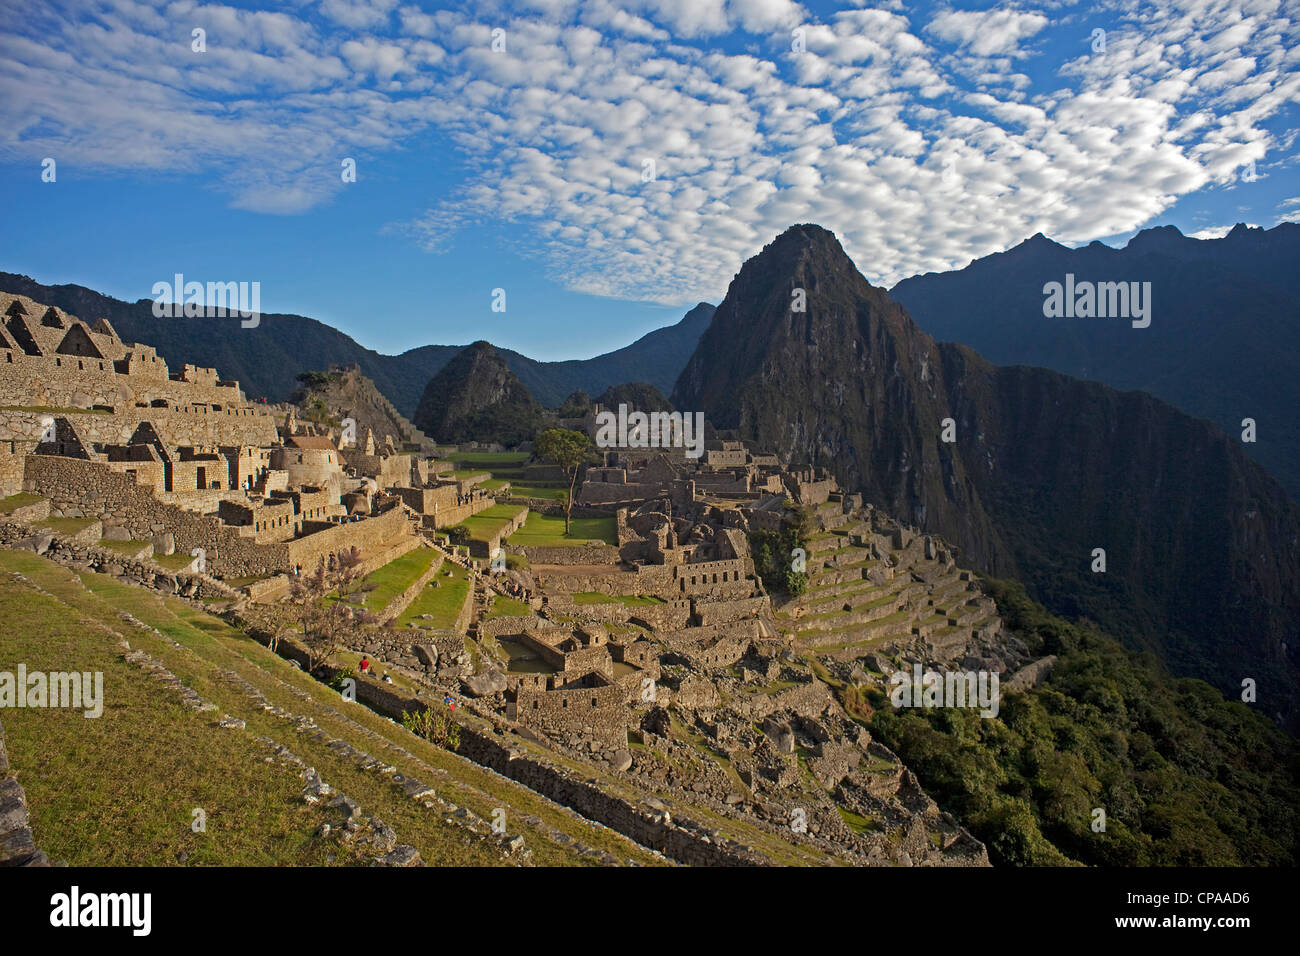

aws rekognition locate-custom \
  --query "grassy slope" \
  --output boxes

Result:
[0,550,665,867]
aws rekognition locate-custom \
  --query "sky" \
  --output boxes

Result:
[0,0,1297,361]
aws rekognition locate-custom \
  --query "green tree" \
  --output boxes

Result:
[534,427,593,534]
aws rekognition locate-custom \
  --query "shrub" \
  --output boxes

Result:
[401,704,461,751]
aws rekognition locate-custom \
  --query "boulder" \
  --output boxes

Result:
[611,749,633,772]
[413,644,439,669]
[13,533,53,555]
[102,525,131,542]
[151,532,175,556]
[463,668,507,697]
[375,845,422,867]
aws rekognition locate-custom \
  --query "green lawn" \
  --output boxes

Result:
[508,485,565,500]
[35,517,97,535]
[457,504,528,543]
[450,469,491,481]
[154,553,202,572]
[572,592,665,607]
[484,593,533,619]
[507,512,616,547]
[396,562,472,629]
[98,538,153,557]
[353,547,439,614]
[0,551,347,865]
[0,492,42,514]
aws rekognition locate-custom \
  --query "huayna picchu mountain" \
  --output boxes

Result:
[674,224,1300,725]
[413,340,546,447]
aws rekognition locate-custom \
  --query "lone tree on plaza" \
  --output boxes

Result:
[534,427,593,535]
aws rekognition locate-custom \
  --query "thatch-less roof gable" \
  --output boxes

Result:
[40,306,66,329]
[4,315,43,356]
[4,299,28,317]
[55,322,105,359]
[91,317,120,341]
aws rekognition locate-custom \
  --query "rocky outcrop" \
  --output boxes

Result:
[413,342,545,446]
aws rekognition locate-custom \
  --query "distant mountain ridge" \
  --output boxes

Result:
[890,221,1300,496]
[674,223,1300,724]
[0,272,714,414]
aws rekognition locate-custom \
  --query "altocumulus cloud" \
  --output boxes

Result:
[1,0,1296,301]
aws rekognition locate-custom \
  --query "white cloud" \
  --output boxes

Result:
[925,7,1049,58]
[1,0,1296,304]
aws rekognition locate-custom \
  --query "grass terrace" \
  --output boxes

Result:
[0,550,663,866]
[507,513,617,547]
[153,553,202,573]
[0,492,42,514]
[508,485,565,501]
[484,593,532,619]
[97,538,153,558]
[457,504,528,544]
[572,592,665,607]
[352,547,439,615]
[395,561,472,630]
[34,517,97,535]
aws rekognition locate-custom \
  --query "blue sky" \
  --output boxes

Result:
[1,0,1297,360]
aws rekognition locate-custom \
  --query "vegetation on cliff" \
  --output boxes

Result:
[870,579,1300,867]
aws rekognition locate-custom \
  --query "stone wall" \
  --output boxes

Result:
[0,716,49,866]
[375,548,444,624]
[511,542,621,566]
[0,521,239,603]
[693,595,769,626]
[23,455,410,578]
[512,682,627,745]
[240,624,770,865]
[579,481,672,504]
[285,507,411,575]
[0,405,278,450]
[0,442,26,497]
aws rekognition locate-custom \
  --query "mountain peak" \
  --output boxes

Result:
[1126,223,1187,253]
[413,338,543,446]
[746,223,868,286]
